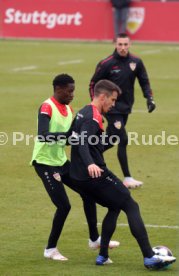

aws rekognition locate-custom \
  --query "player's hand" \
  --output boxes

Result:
[147,97,156,113]
[88,164,104,178]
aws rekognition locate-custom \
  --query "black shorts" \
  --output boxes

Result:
[33,160,94,204]
[33,161,72,210]
[72,171,130,211]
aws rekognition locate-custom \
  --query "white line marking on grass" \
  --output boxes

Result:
[12,66,37,72]
[58,59,84,65]
[94,222,179,229]
[140,49,161,55]
[154,76,179,80]
[166,46,179,51]
[116,223,179,229]
[140,47,179,54]
[20,71,49,75]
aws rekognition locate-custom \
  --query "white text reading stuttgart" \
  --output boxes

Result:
[4,8,83,29]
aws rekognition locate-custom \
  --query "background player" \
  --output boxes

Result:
[89,33,156,189]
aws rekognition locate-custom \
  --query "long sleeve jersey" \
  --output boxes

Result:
[89,50,153,114]
[70,104,109,181]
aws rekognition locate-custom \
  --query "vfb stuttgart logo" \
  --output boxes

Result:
[127,7,145,34]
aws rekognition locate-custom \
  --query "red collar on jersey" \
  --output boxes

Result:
[51,96,68,117]
[90,104,104,130]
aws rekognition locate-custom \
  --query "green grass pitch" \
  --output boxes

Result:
[0,39,179,275]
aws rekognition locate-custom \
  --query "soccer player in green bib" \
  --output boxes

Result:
[31,74,119,261]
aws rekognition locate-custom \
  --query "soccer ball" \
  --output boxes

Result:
[152,246,173,257]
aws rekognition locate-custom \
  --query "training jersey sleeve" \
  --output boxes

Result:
[77,119,99,167]
[40,103,52,117]
[136,59,153,99]
[89,60,109,100]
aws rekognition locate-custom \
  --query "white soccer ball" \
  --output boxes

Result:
[152,245,173,257]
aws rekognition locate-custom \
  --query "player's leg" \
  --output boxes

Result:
[82,194,99,242]
[117,126,131,177]
[121,196,153,257]
[104,114,130,177]
[113,8,122,38]
[94,174,176,268]
[121,196,176,269]
[34,163,71,260]
[118,114,143,188]
[116,125,142,188]
[96,208,120,264]
[81,194,119,250]
[120,7,129,33]
[105,114,143,188]
[61,171,99,243]
[83,174,129,264]
[81,193,120,250]
[62,171,119,249]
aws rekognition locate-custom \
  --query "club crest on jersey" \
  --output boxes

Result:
[129,62,136,71]
[114,121,122,129]
[127,7,145,34]
[53,173,61,182]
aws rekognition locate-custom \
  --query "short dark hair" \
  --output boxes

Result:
[94,80,121,97]
[114,33,130,43]
[52,74,74,89]
[116,33,129,39]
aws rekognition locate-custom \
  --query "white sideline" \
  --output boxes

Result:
[152,76,179,80]
[58,59,84,65]
[20,71,49,75]
[166,46,179,51]
[12,65,37,72]
[140,49,161,55]
[95,222,179,229]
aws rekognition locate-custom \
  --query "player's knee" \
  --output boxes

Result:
[63,203,71,217]
[131,199,140,215]
[121,196,139,213]
[66,203,71,214]
[131,199,139,212]
[57,201,71,215]
[119,132,128,146]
